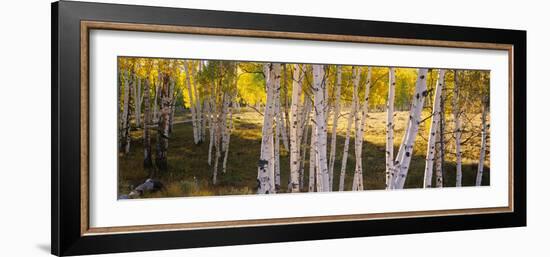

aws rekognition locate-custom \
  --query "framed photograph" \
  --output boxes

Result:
[52,1,526,256]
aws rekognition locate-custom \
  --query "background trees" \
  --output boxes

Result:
[117,57,491,198]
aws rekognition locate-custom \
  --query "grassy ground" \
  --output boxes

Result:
[118,108,490,198]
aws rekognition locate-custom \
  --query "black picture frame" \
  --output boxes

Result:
[52,1,526,256]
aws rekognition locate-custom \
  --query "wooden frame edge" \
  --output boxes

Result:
[79,20,515,236]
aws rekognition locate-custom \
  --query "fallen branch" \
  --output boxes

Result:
[119,178,164,199]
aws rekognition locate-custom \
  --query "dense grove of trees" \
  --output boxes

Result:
[118,57,490,196]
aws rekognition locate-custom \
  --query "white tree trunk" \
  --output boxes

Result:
[299,122,309,191]
[312,65,329,192]
[338,68,358,191]
[385,68,396,189]
[423,69,445,188]
[153,79,159,123]
[121,71,130,153]
[201,101,208,142]
[453,71,463,187]
[222,95,234,174]
[289,64,304,192]
[308,120,317,192]
[475,101,488,186]
[183,61,200,144]
[436,69,447,188]
[328,66,342,191]
[193,63,203,142]
[168,79,176,132]
[352,67,371,191]
[257,63,279,194]
[299,97,312,191]
[118,71,123,149]
[207,98,215,166]
[352,67,364,191]
[220,93,229,154]
[134,77,142,128]
[434,129,444,188]
[143,78,153,169]
[212,110,221,184]
[124,72,133,154]
[390,68,429,189]
[155,74,172,171]
[274,87,282,190]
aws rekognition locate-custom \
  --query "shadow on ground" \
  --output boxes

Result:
[118,115,490,198]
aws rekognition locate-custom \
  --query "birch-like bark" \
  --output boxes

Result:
[278,112,289,152]
[118,70,123,149]
[143,78,153,169]
[299,122,309,191]
[274,88,282,190]
[299,97,312,191]
[453,71,463,187]
[475,100,488,186]
[351,67,362,190]
[282,64,291,150]
[308,120,317,192]
[436,70,447,188]
[193,62,203,142]
[208,93,215,166]
[390,68,429,189]
[434,129,444,187]
[220,94,229,154]
[184,61,200,144]
[312,65,329,192]
[212,66,224,184]
[124,72,133,154]
[352,67,371,191]
[289,64,304,192]
[257,63,279,194]
[212,110,221,184]
[121,71,130,153]
[134,77,142,128]
[385,68,396,189]
[328,66,342,191]
[423,69,445,188]
[155,74,172,171]
[168,79,176,133]
[298,92,312,143]
[338,68,358,191]
[222,95,234,174]
[278,65,289,152]
[201,100,208,142]
[153,79,159,123]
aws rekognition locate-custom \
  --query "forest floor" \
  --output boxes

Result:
[118,108,490,198]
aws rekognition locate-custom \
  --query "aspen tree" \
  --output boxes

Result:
[423,69,445,188]
[385,68,396,189]
[390,68,429,189]
[299,97,312,191]
[308,120,317,192]
[436,70,447,188]
[120,70,131,153]
[183,61,200,144]
[289,64,304,192]
[328,66,342,191]
[143,77,153,169]
[475,97,488,186]
[352,67,371,191]
[257,63,280,194]
[312,65,329,192]
[155,73,172,172]
[339,67,358,191]
[453,70,463,187]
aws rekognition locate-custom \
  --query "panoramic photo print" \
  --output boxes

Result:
[117,57,490,199]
